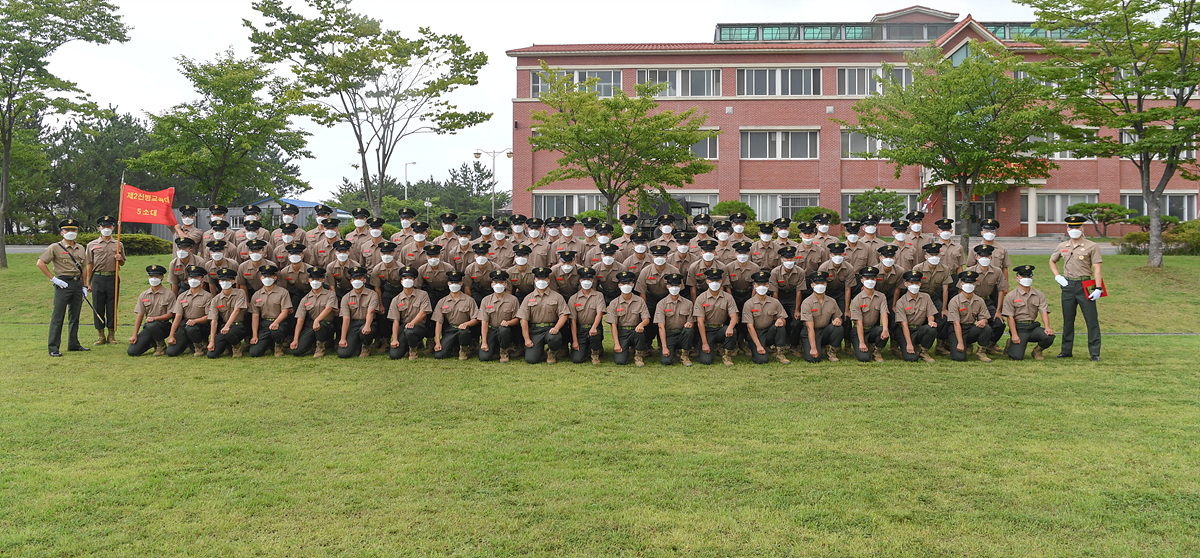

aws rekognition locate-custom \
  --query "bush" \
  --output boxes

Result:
[849,188,907,221]
[575,210,608,224]
[792,206,841,225]
[1118,222,1200,256]
[712,200,755,221]
[4,233,171,255]
[340,223,400,240]
[1117,231,1150,255]
[1124,215,1180,232]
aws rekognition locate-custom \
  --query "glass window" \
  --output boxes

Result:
[531,70,570,98]
[762,26,800,41]
[637,69,677,97]
[781,68,821,95]
[1036,193,1098,222]
[926,24,954,38]
[640,69,719,97]
[788,131,819,158]
[841,131,884,158]
[741,131,818,159]
[691,137,718,159]
[985,25,1007,39]
[577,70,621,97]
[1124,193,1197,220]
[720,26,759,41]
[1009,25,1042,39]
[887,24,921,41]
[740,194,781,221]
[675,193,719,214]
[737,69,775,96]
[804,26,840,40]
[844,26,880,40]
[781,195,821,220]
[949,44,970,67]
[1049,27,1085,39]
[837,68,879,95]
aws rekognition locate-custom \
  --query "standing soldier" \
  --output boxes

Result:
[1049,214,1104,361]
[168,238,205,296]
[1003,265,1057,361]
[770,246,806,354]
[173,204,204,245]
[842,222,871,270]
[201,204,228,245]
[968,219,1011,281]
[517,267,570,364]
[903,211,929,257]
[969,244,1009,356]
[337,266,380,358]
[799,271,845,363]
[621,231,653,273]
[888,220,919,270]
[399,221,432,268]
[306,218,342,266]
[693,268,739,366]
[893,271,939,363]
[911,242,952,327]
[165,265,213,357]
[386,266,432,361]
[592,243,623,303]
[444,224,474,271]
[127,265,178,356]
[944,271,994,362]
[371,241,403,338]
[508,214,529,244]
[325,239,358,300]
[232,204,263,245]
[464,242,498,304]
[84,215,125,345]
[688,239,730,299]
[795,222,827,275]
[743,270,791,364]
[858,215,886,264]
[238,240,269,295]
[849,266,890,362]
[712,220,737,263]
[523,218,553,268]
[391,207,418,245]
[504,244,537,301]
[247,264,293,358]
[278,242,311,309]
[37,219,89,357]
[206,267,249,358]
[636,245,678,327]
[290,267,339,358]
[343,207,372,245]
[556,216,586,255]
[578,217,603,262]
[649,214,679,251]
[238,221,267,263]
[203,220,236,261]
[203,239,237,288]
[667,231,697,275]
[487,221,516,269]
[691,213,713,245]
[654,273,695,366]
[875,245,907,306]
[750,221,776,268]
[935,218,966,273]
[613,213,639,262]
[430,271,479,360]
[550,250,581,300]
[812,213,837,251]
[304,204,335,244]
[355,217,388,269]
[271,203,302,248]
[568,267,607,364]
[606,271,651,366]
[477,270,522,363]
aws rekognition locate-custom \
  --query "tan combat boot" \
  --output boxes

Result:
[313,343,325,358]
[1032,346,1044,361]
[871,347,884,362]
[153,341,166,356]
[935,339,951,356]
[825,345,839,362]
[775,347,790,364]
[721,348,734,366]
[407,347,418,361]
[359,345,371,358]
[106,329,117,344]
[918,347,935,363]
[94,330,108,345]
[590,350,601,365]
[975,345,992,363]
[680,351,693,367]
[546,350,557,364]
[497,347,507,362]
[634,350,645,367]
[458,346,470,361]
[194,345,206,357]
[274,344,285,357]
[232,342,243,358]
[984,342,1004,356]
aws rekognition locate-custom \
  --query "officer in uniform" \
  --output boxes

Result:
[400,221,432,268]
[306,218,342,266]
[636,244,678,336]
[694,268,739,366]
[517,267,570,364]
[550,250,581,300]
[893,271,939,363]
[743,270,791,364]
[206,267,249,358]
[238,240,269,295]
[165,264,213,357]
[1049,214,1104,360]
[606,271,651,366]
[799,271,845,363]
[386,266,432,361]
[239,220,267,262]
[477,270,522,363]
[338,266,381,358]
[504,243,537,301]
[944,270,994,362]
[667,231,697,274]
[247,264,294,357]
[688,239,730,299]
[36,219,90,356]
[849,266,891,363]
[568,267,607,364]
[278,242,311,309]
[431,271,479,360]
[654,273,695,366]
[391,207,418,245]
[969,244,1009,355]
[290,267,340,358]
[371,241,404,337]
[1002,265,1057,361]
[84,215,125,345]
[126,265,178,356]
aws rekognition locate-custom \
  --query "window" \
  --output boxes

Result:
[762,25,800,40]
[737,68,820,96]
[741,194,815,221]
[926,24,954,38]
[840,193,923,221]
[841,131,885,158]
[740,131,818,159]
[837,68,880,96]
[887,24,921,41]
[737,69,775,96]
[691,136,718,159]
[675,193,719,214]
[985,25,1007,39]
[1121,130,1140,145]
[804,26,840,40]
[883,68,913,92]
[720,26,758,41]
[949,44,970,67]
[1049,27,1085,39]
[782,68,821,95]
[1049,131,1097,159]
[530,70,570,98]
[1122,193,1196,221]
[1036,193,1098,222]
[638,69,720,97]
[532,193,604,218]
[844,25,881,40]
[781,195,821,220]
[1009,25,1042,39]
[577,70,621,97]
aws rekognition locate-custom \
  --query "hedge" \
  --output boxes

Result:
[4,233,172,255]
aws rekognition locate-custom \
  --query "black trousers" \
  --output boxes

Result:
[892,323,937,362]
[949,324,994,361]
[248,318,295,357]
[292,319,337,356]
[49,277,84,352]
[478,325,517,361]
[778,291,800,347]
[434,324,475,359]
[128,321,171,356]
[166,322,209,356]
[659,327,695,365]
[91,274,117,330]
[731,289,752,343]
[338,319,376,358]
[698,324,737,365]
[1007,322,1056,360]
[388,323,429,359]
[570,325,604,363]
[525,324,564,364]
[644,293,665,343]
[802,323,844,363]
[852,324,889,362]
[1060,281,1101,358]
[207,321,247,358]
[376,283,402,340]
[613,326,648,365]
[749,324,787,364]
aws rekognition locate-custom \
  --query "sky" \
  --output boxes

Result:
[48,0,1037,204]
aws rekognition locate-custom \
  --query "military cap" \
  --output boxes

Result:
[905,211,925,221]
[599,243,620,255]
[210,219,230,230]
[96,215,117,226]
[321,218,340,228]
[184,264,206,277]
[512,243,532,256]
[843,222,861,234]
[453,224,473,236]
[399,266,419,278]
[242,204,262,215]
[280,203,299,214]
[307,266,327,279]
[332,239,354,251]
[243,220,262,231]
[439,212,458,223]
[525,217,544,228]
[616,271,637,283]
[347,266,370,278]
[494,220,511,231]
[649,245,671,256]
[58,218,82,229]
[812,213,831,224]
[674,231,695,243]
[697,239,719,251]
[877,245,899,257]
[476,215,495,225]
[245,239,268,251]
[377,241,398,253]
[712,220,732,231]
[560,216,577,226]
[411,221,429,233]
[957,270,980,283]
[1065,215,1087,226]
[980,218,1000,230]
[398,206,416,218]
[580,216,600,228]
[206,240,227,251]
[619,213,639,225]
[175,237,196,248]
[703,268,725,280]
[509,214,527,225]
[827,242,847,254]
[531,266,553,278]
[558,250,577,262]
[284,242,306,254]
[351,207,370,218]
[902,270,925,282]
[756,222,772,232]
[630,231,650,243]
[577,267,597,279]
[859,266,881,278]
[890,219,910,231]
[797,222,816,234]
[313,204,334,215]
[423,244,443,255]
[808,271,831,283]
[922,242,942,254]
[545,217,561,227]
[773,217,792,228]
[596,222,614,234]
[279,223,299,234]
[692,213,712,224]
[934,218,954,230]
[664,272,686,285]
[729,212,749,223]
[778,245,798,257]
[860,214,881,225]
[258,264,280,276]
[208,204,228,214]
[656,214,675,225]
[973,244,996,256]
[1013,265,1036,277]
[216,267,239,280]
[366,217,385,228]
[751,270,772,283]
[178,204,198,216]
[732,241,753,253]
[489,269,510,281]
[472,242,491,254]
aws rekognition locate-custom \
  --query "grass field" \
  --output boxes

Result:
[2,253,1199,556]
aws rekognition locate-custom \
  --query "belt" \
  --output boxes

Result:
[226,321,244,326]
[732,288,751,294]
[56,275,80,280]
[93,272,116,276]
[263,316,280,321]
[705,324,725,330]
[617,326,637,330]
[666,328,684,333]
[532,322,553,327]
[1066,276,1091,282]
[1016,320,1039,325]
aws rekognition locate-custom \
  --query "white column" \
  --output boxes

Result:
[1027,188,1037,237]
[945,185,955,222]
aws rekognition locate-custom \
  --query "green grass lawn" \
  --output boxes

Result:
[2,253,1199,556]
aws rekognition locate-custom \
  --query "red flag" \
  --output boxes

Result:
[119,185,177,226]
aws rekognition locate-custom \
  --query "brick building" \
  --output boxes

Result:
[506,5,1198,236]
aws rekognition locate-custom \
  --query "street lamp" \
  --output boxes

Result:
[474,148,513,216]
[423,198,432,223]
[403,161,417,200]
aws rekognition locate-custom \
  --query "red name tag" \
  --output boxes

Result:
[905,306,913,311]
[752,309,760,313]
[1015,299,1023,303]
[398,302,405,307]
[617,308,625,312]
[442,305,449,309]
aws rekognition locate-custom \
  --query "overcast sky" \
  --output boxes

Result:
[48,0,1036,204]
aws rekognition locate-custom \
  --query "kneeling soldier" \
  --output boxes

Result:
[694,268,739,366]
[800,271,844,363]
[290,267,339,357]
[207,268,249,358]
[606,271,651,366]
[1003,265,1056,360]
[477,270,521,362]
[128,265,178,356]
[893,270,939,363]
[655,273,695,366]
[165,264,212,356]
[338,266,381,358]
[743,270,790,364]
[247,264,294,357]
[387,266,432,360]
[850,266,891,362]
[568,267,607,364]
[517,267,570,364]
[431,270,479,360]
[945,270,994,362]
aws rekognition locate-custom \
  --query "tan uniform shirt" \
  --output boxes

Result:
[168,256,205,289]
[1002,287,1050,322]
[741,296,787,330]
[893,292,937,325]
[516,289,570,325]
[306,239,340,267]
[84,237,125,273]
[817,260,858,291]
[795,242,827,274]
[464,261,499,294]
[636,264,680,297]
[133,287,177,317]
[476,292,520,328]
[176,224,204,246]
[1050,238,1103,277]
[296,288,338,323]
[654,296,694,330]
[250,287,292,320]
[967,242,1012,270]
[724,260,760,292]
[39,242,87,278]
[946,293,989,325]
[621,253,653,275]
[416,263,451,291]
[487,242,515,269]
[799,294,840,329]
[503,265,536,296]
[432,293,477,327]
[549,265,580,296]
[605,294,650,327]
[769,264,806,294]
[238,260,265,291]
[208,289,248,323]
[876,264,908,298]
[279,263,311,292]
[940,240,966,272]
[968,264,1009,300]
[568,289,606,327]
[666,250,697,277]
[325,257,359,291]
[372,262,403,289]
[911,261,952,297]
[399,242,430,269]
[843,242,871,270]
[692,289,737,326]
[339,288,381,321]
[849,290,888,328]
[172,288,213,320]
[386,289,432,324]
[687,260,731,291]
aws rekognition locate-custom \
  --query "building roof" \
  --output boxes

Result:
[507,41,933,56]
[250,197,338,209]
[871,5,959,22]
[934,15,1004,47]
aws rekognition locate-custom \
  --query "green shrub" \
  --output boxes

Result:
[712,200,755,221]
[792,206,841,225]
[1165,221,1200,255]
[1117,231,1149,255]
[3,233,171,255]
[1124,215,1180,232]
[575,210,608,223]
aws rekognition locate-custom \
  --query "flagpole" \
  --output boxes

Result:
[114,171,125,336]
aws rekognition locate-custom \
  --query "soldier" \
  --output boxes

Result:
[637,245,678,330]
[343,207,372,245]
[555,215,586,255]
[764,218,798,271]
[173,204,204,245]
[934,218,966,273]
[858,214,886,264]
[727,211,750,244]
[167,238,205,296]
[371,241,403,336]
[967,218,1011,280]
[277,241,311,310]
[1002,265,1057,361]
[399,221,432,268]
[581,222,611,266]
[691,213,713,245]
[688,239,730,299]
[508,214,529,244]
[355,217,388,269]
[613,213,640,262]
[487,221,516,269]
[849,266,891,363]
[386,266,432,361]
[306,218,342,266]
[203,220,235,260]
[337,266,381,358]
[84,215,125,345]
[1049,214,1104,361]
[694,268,739,366]
[431,271,479,360]
[743,270,791,364]
[443,224,474,271]
[795,222,827,275]
[476,215,495,244]
[325,239,358,300]
[290,267,339,358]
[464,242,498,304]
[649,214,679,251]
[203,239,236,285]
[770,246,807,353]
[201,204,228,245]
[654,273,695,366]
[304,204,335,244]
[246,264,293,357]
[812,213,837,250]
[875,245,907,306]
[725,240,760,315]
[525,220,553,264]
[126,264,178,356]
[667,231,697,274]
[544,216,562,247]
[233,204,263,245]
[550,250,581,301]
[592,243,623,303]
[817,242,856,317]
[517,267,570,364]
[888,220,920,270]
[578,217,602,260]
[944,270,994,362]
[606,271,651,366]
[568,267,607,364]
[417,244,452,326]
[711,220,737,263]
[750,221,776,268]
[842,222,871,270]
[620,231,653,272]
[505,243,537,301]
[271,203,303,248]
[904,211,929,254]
[435,212,459,248]
[969,244,1009,355]
[390,207,418,245]
[238,240,269,295]
[799,271,844,363]
[165,265,213,357]
[37,219,90,357]
[911,242,952,317]
[239,220,268,263]
[206,267,249,358]
[477,270,522,363]
[893,270,939,363]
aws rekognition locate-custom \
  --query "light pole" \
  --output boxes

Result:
[403,161,417,200]
[474,148,513,216]
[423,198,432,223]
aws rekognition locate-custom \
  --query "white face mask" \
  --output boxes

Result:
[661,225,674,234]
[576,280,592,291]
[427,257,441,266]
[210,215,223,223]
[622,225,636,235]
[560,264,574,273]
[601,256,615,266]
[668,286,682,296]
[907,284,921,294]
[830,255,844,265]
[812,284,827,294]
[187,278,202,288]
[733,224,745,234]
[282,215,295,224]
[354,219,367,228]
[219,280,234,290]
[583,228,596,237]
[244,216,258,224]
[401,278,415,289]
[619,284,634,294]
[910,223,922,232]
[324,229,338,239]
[862,279,877,290]
[336,253,350,262]
[978,257,991,268]
[864,226,877,235]
[413,233,426,242]
[695,225,708,234]
[381,255,395,264]
[881,258,895,268]
[759,233,772,242]
[351,279,365,290]
[927,256,941,266]
[676,244,688,253]
[597,235,611,244]
[547,228,560,237]
[213,231,225,241]
[708,281,722,292]
[479,227,493,236]
[939,231,953,240]
[249,253,264,262]
[894,232,907,242]
[534,280,549,290]
[281,235,295,243]
[1018,277,1034,287]
[1068,228,1083,239]
[492,283,506,293]
[777,229,790,238]
[245,232,258,241]
[493,232,506,241]
[633,244,647,254]
[846,234,859,244]
[716,232,730,242]
[457,237,470,246]
[182,217,195,226]
[400,219,412,229]
[961,283,976,293]
[653,257,667,266]
[261,277,275,287]
[310,280,324,290]
[817,225,829,234]
[442,224,455,233]
[211,253,224,262]
[982,232,996,241]
[782,260,796,269]
[512,225,524,233]
[289,254,303,263]
[801,236,814,245]
[528,229,541,239]
[448,283,462,293]
[755,285,770,296]
[369,229,382,238]
[736,254,750,263]
[702,252,716,262]
[562,227,573,237]
[98,228,113,237]
[176,250,189,260]
[475,256,488,265]
[514,256,529,266]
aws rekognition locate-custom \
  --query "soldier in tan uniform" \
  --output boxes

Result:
[849,266,890,363]
[203,239,237,280]
[338,266,381,358]
[504,243,537,301]
[841,222,872,270]
[173,204,204,246]
[464,242,499,304]
[606,271,651,366]
[442,224,474,272]
[37,219,90,357]
[893,270,939,363]
[278,242,311,310]
[201,204,228,246]
[386,266,432,361]
[1049,214,1104,361]
[770,246,807,353]
[523,218,554,269]
[390,207,417,245]
[910,243,952,341]
[725,241,761,352]
[431,270,479,360]
[477,270,522,363]
[354,217,387,269]
[246,264,294,357]
[239,220,268,263]
[325,239,358,300]
[568,267,607,364]
[858,214,886,265]
[875,245,907,309]
[268,224,294,268]
[550,250,581,300]
[666,231,697,277]
[207,268,249,358]
[800,271,845,363]
[84,215,125,345]
[968,244,1009,355]
[238,240,269,294]
[343,207,372,245]
[304,205,335,244]
[637,245,679,333]
[794,222,827,276]
[270,203,303,249]
[944,271,994,362]
[743,271,791,364]
[648,214,680,252]
[1002,265,1056,361]
[934,218,966,274]
[306,218,342,266]
[517,267,570,364]
[888,220,919,271]
[694,268,740,366]
[165,265,212,357]
[486,221,516,269]
[686,239,730,299]
[554,216,586,257]
[967,219,1011,280]
[127,265,178,356]
[654,273,694,366]
[592,243,623,303]
[399,221,432,269]
[812,213,838,251]
[290,267,340,358]
[167,238,205,296]
[371,240,403,337]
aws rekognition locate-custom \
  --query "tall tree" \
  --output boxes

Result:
[528,61,719,223]
[0,0,129,267]
[838,43,1063,244]
[246,0,491,217]
[6,123,52,234]
[127,50,313,206]
[1019,0,1200,268]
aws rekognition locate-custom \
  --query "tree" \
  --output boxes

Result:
[0,0,129,267]
[838,43,1063,245]
[246,0,491,217]
[1019,0,1200,268]
[6,123,52,234]
[848,187,908,221]
[127,50,313,206]
[792,206,841,225]
[528,61,719,223]
[1067,202,1136,237]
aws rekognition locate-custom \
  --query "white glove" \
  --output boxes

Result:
[51,277,68,289]
[82,287,89,298]
[1088,288,1102,301]
[1055,275,1069,287]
